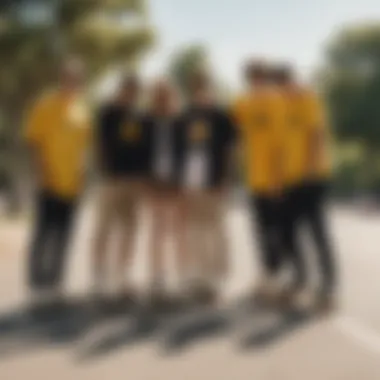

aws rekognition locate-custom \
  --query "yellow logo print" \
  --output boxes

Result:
[252,112,269,128]
[189,121,209,143]
[121,122,140,142]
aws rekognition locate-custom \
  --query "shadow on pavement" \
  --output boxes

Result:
[0,297,136,359]
[161,305,235,354]
[0,295,322,361]
[76,306,172,361]
[239,307,316,350]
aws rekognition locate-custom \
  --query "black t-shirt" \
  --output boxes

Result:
[176,105,237,188]
[96,104,148,177]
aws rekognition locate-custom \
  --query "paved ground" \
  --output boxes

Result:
[0,198,380,379]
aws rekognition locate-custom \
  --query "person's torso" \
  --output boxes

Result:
[98,104,146,177]
[37,91,91,198]
[179,106,231,190]
[235,90,283,193]
[282,89,331,187]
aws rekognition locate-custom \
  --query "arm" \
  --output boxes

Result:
[81,105,95,189]
[307,127,324,179]
[173,117,185,190]
[221,110,239,190]
[24,99,45,186]
[94,107,111,177]
[227,99,246,188]
[305,95,327,179]
[141,115,153,177]
[269,94,286,197]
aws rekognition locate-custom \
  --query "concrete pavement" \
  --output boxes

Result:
[0,200,380,379]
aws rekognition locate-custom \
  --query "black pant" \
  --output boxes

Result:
[282,181,336,292]
[251,196,284,276]
[28,192,77,290]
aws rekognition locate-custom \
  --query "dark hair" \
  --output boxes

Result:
[271,64,294,84]
[244,59,269,81]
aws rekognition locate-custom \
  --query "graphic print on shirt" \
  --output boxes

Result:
[120,121,140,142]
[188,120,210,145]
[251,111,270,130]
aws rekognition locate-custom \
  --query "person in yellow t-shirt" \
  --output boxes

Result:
[273,64,336,311]
[25,58,91,296]
[232,60,286,302]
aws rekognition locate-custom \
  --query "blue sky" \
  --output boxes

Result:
[143,0,380,87]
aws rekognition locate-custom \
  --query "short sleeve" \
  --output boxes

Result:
[230,97,244,130]
[220,109,237,144]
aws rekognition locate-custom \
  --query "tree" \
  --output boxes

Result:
[0,0,155,213]
[319,24,380,144]
[168,44,208,98]
[319,23,380,193]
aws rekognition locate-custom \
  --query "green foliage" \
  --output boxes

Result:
[168,44,208,98]
[320,23,380,146]
[0,0,154,129]
[0,0,155,212]
[320,23,380,195]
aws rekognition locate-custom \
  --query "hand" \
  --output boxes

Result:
[213,185,229,198]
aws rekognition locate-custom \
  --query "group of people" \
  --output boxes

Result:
[24,56,336,312]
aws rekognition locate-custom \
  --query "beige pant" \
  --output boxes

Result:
[148,184,185,289]
[184,191,228,286]
[92,178,144,287]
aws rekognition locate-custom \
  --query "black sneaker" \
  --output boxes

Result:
[193,285,218,307]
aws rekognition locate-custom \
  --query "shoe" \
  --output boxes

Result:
[314,291,337,314]
[278,286,299,309]
[253,275,282,306]
[116,287,139,311]
[174,279,197,310]
[192,283,219,307]
[89,284,111,315]
[149,291,172,311]
[292,287,315,310]
[148,279,170,311]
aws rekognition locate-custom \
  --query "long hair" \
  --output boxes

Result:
[148,77,182,116]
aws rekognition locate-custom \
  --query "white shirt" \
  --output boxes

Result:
[183,143,209,190]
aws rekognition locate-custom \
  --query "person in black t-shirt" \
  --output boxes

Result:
[178,72,237,304]
[143,79,187,306]
[92,75,147,300]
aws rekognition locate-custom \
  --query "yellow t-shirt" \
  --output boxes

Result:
[233,89,285,194]
[25,90,92,199]
[282,89,331,186]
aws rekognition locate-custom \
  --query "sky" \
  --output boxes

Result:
[142,0,380,88]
